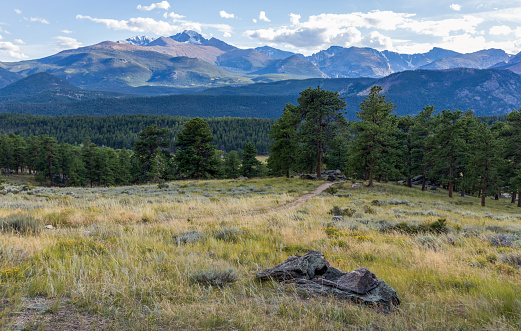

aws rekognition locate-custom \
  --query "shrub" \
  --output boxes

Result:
[384,219,448,235]
[214,228,242,242]
[489,234,518,248]
[363,205,376,214]
[329,206,356,217]
[0,214,42,235]
[190,268,238,287]
[174,230,206,244]
[324,186,338,195]
[415,236,442,251]
[371,200,387,206]
[282,244,311,254]
[501,254,521,267]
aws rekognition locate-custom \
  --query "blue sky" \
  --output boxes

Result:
[1,0,521,61]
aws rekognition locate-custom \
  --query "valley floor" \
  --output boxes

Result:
[0,178,520,330]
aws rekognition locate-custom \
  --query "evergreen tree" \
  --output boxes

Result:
[224,151,241,179]
[267,104,300,177]
[175,118,218,179]
[467,123,499,206]
[36,135,58,185]
[133,125,170,182]
[323,120,351,173]
[505,108,521,207]
[410,106,435,191]
[69,155,87,186]
[348,86,397,186]
[297,87,346,177]
[430,109,466,198]
[241,142,262,177]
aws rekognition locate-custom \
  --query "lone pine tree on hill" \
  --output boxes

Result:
[349,86,397,187]
[297,87,347,177]
[175,117,219,179]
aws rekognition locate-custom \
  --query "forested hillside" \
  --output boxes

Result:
[0,114,275,154]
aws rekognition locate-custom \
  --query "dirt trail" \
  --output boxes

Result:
[276,182,336,210]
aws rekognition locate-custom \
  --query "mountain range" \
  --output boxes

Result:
[1,30,520,95]
[0,30,521,117]
[1,67,521,118]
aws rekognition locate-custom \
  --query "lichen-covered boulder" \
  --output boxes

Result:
[256,251,400,312]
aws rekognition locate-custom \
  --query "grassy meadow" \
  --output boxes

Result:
[0,177,520,330]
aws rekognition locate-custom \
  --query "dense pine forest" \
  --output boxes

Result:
[0,114,274,153]
[1,87,520,207]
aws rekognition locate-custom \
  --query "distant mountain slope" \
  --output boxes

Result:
[419,49,510,70]
[198,77,376,96]
[170,30,208,44]
[252,55,327,78]
[382,47,461,72]
[0,66,21,89]
[255,46,300,59]
[490,51,521,75]
[216,49,273,73]
[144,37,226,63]
[201,68,521,116]
[0,72,123,103]
[309,47,393,78]
[3,42,251,93]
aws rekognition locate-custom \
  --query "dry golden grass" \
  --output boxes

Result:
[0,178,520,330]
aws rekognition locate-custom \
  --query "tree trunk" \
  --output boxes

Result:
[368,169,374,187]
[448,182,453,198]
[286,169,290,178]
[377,174,382,183]
[316,140,322,178]
[512,192,517,204]
[518,191,521,207]
[421,165,427,191]
[481,191,486,207]
[407,176,412,188]
[461,191,465,197]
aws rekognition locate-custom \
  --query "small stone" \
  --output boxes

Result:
[45,225,53,229]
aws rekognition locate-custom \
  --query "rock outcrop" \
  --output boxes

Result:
[256,251,400,312]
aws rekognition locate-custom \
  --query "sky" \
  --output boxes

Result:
[1,0,521,62]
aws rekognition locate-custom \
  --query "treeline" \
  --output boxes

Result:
[0,114,275,154]
[0,95,297,118]
[0,122,266,186]
[267,86,521,207]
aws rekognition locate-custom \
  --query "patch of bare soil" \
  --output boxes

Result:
[277,182,336,210]
[4,297,116,331]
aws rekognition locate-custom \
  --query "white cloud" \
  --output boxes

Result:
[77,14,232,36]
[26,17,50,24]
[220,11,235,19]
[489,25,512,35]
[399,15,483,37]
[290,13,301,25]
[0,41,28,59]
[54,36,83,50]
[223,32,231,38]
[515,27,521,38]
[14,9,22,15]
[61,30,73,34]
[246,10,413,51]
[163,12,185,20]
[77,15,181,35]
[450,4,462,11]
[259,11,271,22]
[368,31,393,49]
[252,19,257,23]
[0,34,2,40]
[14,39,25,44]
[137,1,170,11]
